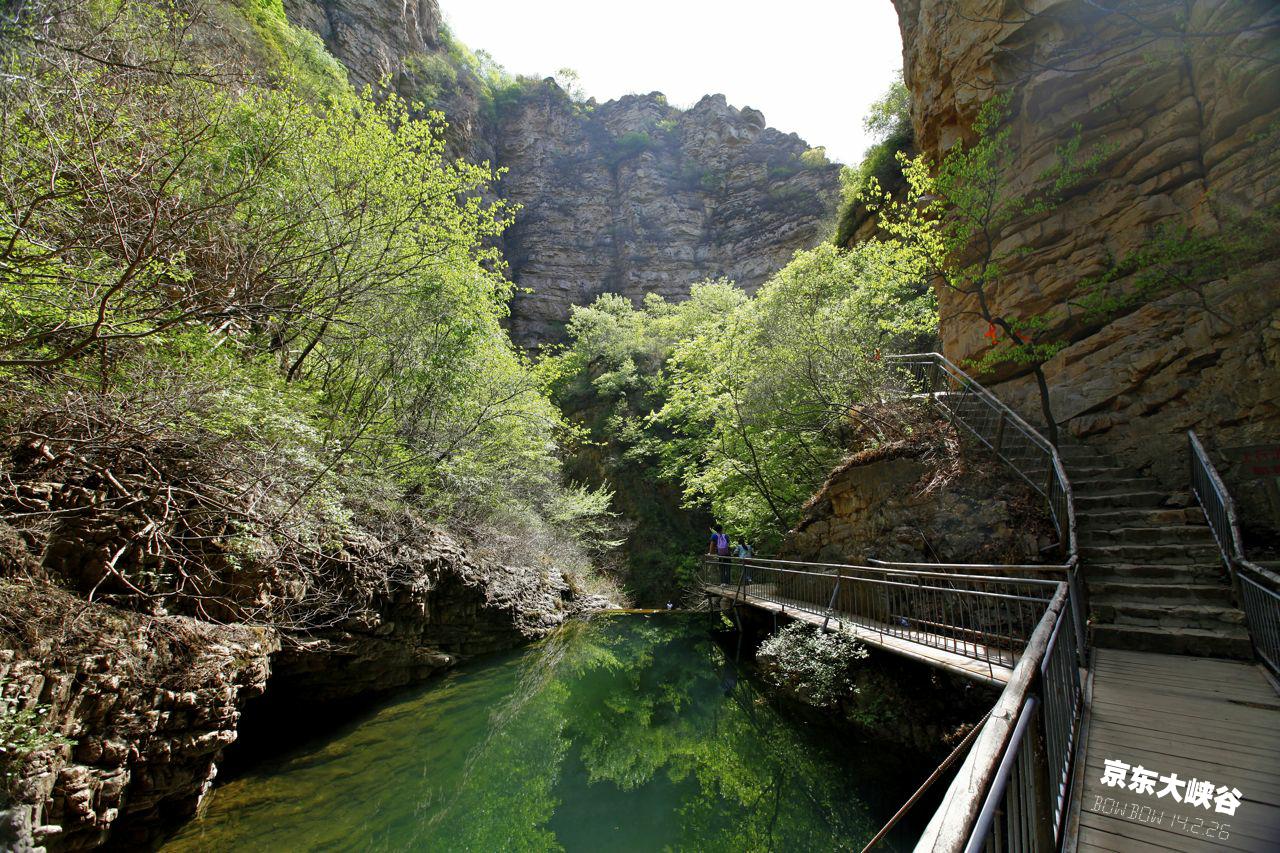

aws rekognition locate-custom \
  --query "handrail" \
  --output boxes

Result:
[1188,429,1263,576]
[1188,430,1280,678]
[867,557,1069,574]
[915,582,1081,852]
[884,353,1085,666]
[887,353,1077,565]
[702,555,1057,679]
[720,555,1063,587]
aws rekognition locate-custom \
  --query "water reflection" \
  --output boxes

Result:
[164,614,908,852]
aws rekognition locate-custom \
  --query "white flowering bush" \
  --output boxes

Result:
[757,622,869,709]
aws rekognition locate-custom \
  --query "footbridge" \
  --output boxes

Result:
[701,353,1280,852]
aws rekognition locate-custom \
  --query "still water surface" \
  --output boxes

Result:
[164,613,923,852]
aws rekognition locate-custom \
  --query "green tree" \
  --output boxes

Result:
[866,96,1105,444]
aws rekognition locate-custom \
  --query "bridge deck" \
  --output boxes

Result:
[704,583,1014,685]
[1071,649,1280,852]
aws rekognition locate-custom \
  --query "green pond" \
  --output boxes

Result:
[163,613,928,852]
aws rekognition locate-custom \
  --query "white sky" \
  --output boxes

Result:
[437,0,904,165]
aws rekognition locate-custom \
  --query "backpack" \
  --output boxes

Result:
[713,532,730,555]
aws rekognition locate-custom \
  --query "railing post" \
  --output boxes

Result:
[1029,704,1056,852]
[822,567,842,632]
[993,411,1006,456]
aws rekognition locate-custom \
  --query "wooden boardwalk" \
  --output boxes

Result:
[1070,649,1280,852]
[704,583,1014,685]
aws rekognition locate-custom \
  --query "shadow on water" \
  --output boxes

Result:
[162,613,934,852]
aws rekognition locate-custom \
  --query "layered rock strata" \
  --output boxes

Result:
[891,0,1280,506]
[495,87,838,345]
[0,584,276,851]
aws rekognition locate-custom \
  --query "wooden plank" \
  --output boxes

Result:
[1077,808,1275,852]
[1072,648,1280,852]
[1086,718,1280,760]
[1090,697,1280,730]
[1083,729,1280,777]
[1077,823,1184,853]
[1079,751,1280,802]
[1085,717,1280,758]
[1079,795,1280,851]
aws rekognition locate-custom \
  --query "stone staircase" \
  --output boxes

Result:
[1060,443,1254,659]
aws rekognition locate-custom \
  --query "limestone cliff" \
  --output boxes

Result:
[283,0,840,347]
[495,86,837,344]
[0,446,600,847]
[891,0,1280,509]
[1,527,598,849]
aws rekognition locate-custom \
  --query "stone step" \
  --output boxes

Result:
[1075,508,1202,527]
[1088,581,1235,606]
[1057,445,1118,465]
[1091,600,1246,630]
[1071,477,1164,496]
[1075,491,1168,510]
[1064,465,1132,480]
[1080,543,1222,565]
[1090,623,1254,660]
[1085,563,1228,583]
[1078,525,1218,546]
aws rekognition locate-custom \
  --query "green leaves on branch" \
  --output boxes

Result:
[0,1,612,591]
[552,239,937,550]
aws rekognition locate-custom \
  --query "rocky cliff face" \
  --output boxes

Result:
[891,0,1280,505]
[495,86,837,345]
[283,0,839,347]
[0,584,276,850]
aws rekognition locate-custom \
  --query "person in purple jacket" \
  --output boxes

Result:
[708,524,731,584]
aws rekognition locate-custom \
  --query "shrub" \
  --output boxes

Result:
[611,131,655,164]
[758,622,869,708]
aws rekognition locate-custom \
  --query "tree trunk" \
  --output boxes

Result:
[1033,364,1059,447]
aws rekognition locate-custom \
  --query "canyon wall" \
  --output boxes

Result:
[494,87,837,345]
[283,0,839,347]
[892,0,1280,513]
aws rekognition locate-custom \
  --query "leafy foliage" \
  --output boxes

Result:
[833,73,914,246]
[0,0,613,618]
[1,679,73,795]
[550,239,937,570]
[864,95,1109,441]
[758,622,868,709]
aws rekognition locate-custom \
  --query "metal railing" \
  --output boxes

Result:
[885,353,1086,663]
[702,555,1059,681]
[916,583,1083,853]
[887,353,1077,563]
[1188,430,1280,678]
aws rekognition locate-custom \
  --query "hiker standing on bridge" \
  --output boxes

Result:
[734,540,753,583]
[709,524,731,583]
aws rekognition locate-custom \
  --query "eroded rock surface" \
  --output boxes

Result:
[893,0,1280,502]
[496,87,838,345]
[0,585,276,851]
[783,436,1053,565]
[1,525,601,848]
